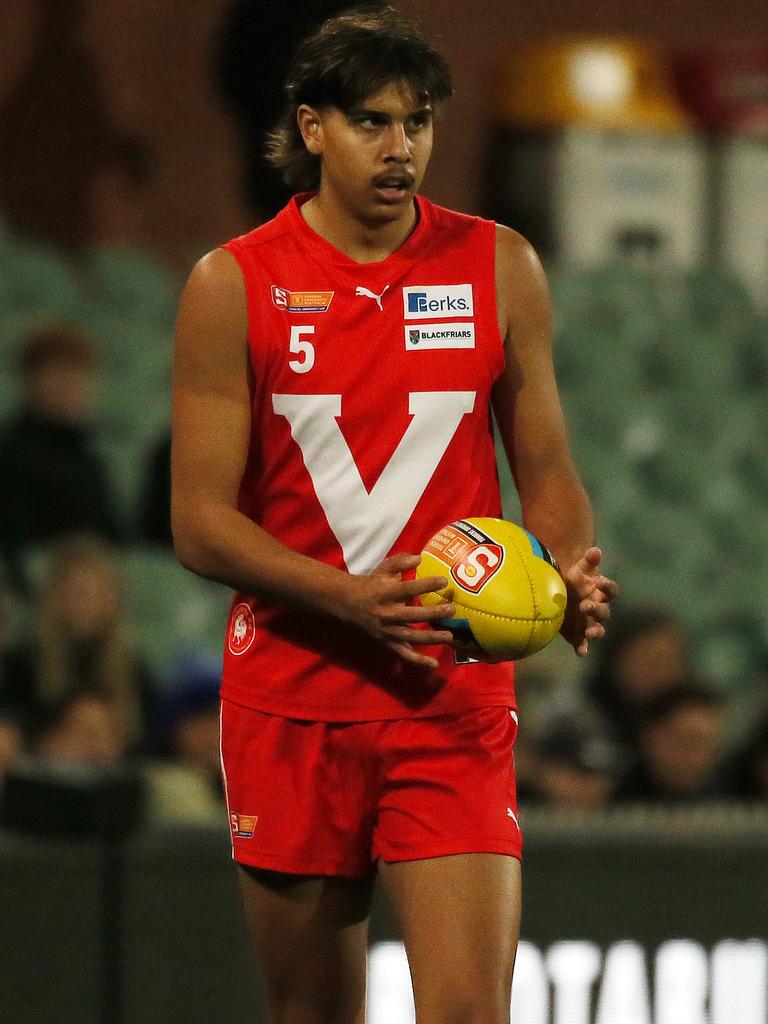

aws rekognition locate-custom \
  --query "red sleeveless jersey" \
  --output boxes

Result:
[219,194,516,721]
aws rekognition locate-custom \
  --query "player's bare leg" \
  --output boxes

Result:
[237,866,375,1024]
[378,853,521,1024]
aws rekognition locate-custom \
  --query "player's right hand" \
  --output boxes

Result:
[335,553,456,670]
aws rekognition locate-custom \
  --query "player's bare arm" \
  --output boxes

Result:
[491,225,618,654]
[171,248,454,668]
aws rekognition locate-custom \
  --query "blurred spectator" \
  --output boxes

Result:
[584,606,691,751]
[0,0,149,250]
[0,324,122,592]
[2,536,156,754]
[0,580,25,785]
[0,719,23,783]
[519,715,617,810]
[724,693,768,801]
[32,692,129,767]
[214,0,376,220]
[2,689,145,839]
[144,652,224,823]
[139,432,173,547]
[613,682,726,803]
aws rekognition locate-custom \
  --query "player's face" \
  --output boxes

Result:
[300,82,434,224]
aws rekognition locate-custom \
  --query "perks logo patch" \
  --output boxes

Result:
[271,286,334,312]
[228,602,256,655]
[230,813,258,838]
[403,284,473,319]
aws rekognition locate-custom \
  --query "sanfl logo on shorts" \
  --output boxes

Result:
[231,813,259,838]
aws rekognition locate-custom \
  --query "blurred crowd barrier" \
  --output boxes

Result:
[2,809,767,1024]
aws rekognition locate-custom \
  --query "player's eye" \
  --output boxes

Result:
[354,114,386,130]
[407,112,432,132]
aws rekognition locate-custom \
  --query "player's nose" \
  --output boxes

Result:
[383,121,411,161]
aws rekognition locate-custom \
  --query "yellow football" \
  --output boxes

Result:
[416,517,567,661]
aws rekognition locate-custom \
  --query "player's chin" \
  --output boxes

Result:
[368,187,416,216]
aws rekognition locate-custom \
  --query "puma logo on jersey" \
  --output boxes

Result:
[355,284,390,311]
[272,390,476,573]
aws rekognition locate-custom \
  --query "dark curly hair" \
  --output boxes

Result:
[266,4,453,191]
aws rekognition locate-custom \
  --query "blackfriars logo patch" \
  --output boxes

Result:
[404,322,475,350]
[228,602,256,655]
[271,285,334,312]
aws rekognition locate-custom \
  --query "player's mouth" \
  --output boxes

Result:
[372,172,414,202]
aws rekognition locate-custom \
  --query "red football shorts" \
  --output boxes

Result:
[219,699,522,877]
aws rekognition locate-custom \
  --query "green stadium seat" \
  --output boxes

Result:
[551,261,667,339]
[571,324,642,395]
[647,327,740,395]
[97,379,169,450]
[547,263,600,334]
[660,389,732,447]
[93,437,146,516]
[0,241,83,317]
[607,497,716,586]
[681,264,756,343]
[738,313,768,390]
[85,247,180,329]
[0,373,13,417]
[631,443,714,506]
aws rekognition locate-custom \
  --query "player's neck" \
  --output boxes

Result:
[300,191,418,264]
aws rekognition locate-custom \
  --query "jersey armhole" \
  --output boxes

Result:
[219,240,262,364]
[487,220,507,365]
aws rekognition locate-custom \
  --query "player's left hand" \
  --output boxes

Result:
[559,547,618,657]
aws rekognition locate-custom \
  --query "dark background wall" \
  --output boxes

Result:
[1,0,765,264]
[3,816,768,1024]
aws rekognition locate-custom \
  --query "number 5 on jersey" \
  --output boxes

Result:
[289,325,315,374]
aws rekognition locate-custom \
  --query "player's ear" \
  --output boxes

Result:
[297,104,324,155]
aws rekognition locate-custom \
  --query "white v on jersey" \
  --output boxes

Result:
[273,390,476,574]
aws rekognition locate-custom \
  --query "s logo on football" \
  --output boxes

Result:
[228,602,256,655]
[451,543,504,593]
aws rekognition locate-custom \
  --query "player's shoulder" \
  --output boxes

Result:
[494,223,542,274]
[492,224,550,337]
[183,247,244,305]
[181,203,300,317]
[494,222,548,306]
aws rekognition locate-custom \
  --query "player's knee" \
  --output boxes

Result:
[416,993,510,1024]
[265,994,364,1024]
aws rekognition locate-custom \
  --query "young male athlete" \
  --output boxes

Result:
[172,7,617,1023]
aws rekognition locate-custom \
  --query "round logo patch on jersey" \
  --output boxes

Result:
[228,602,256,655]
